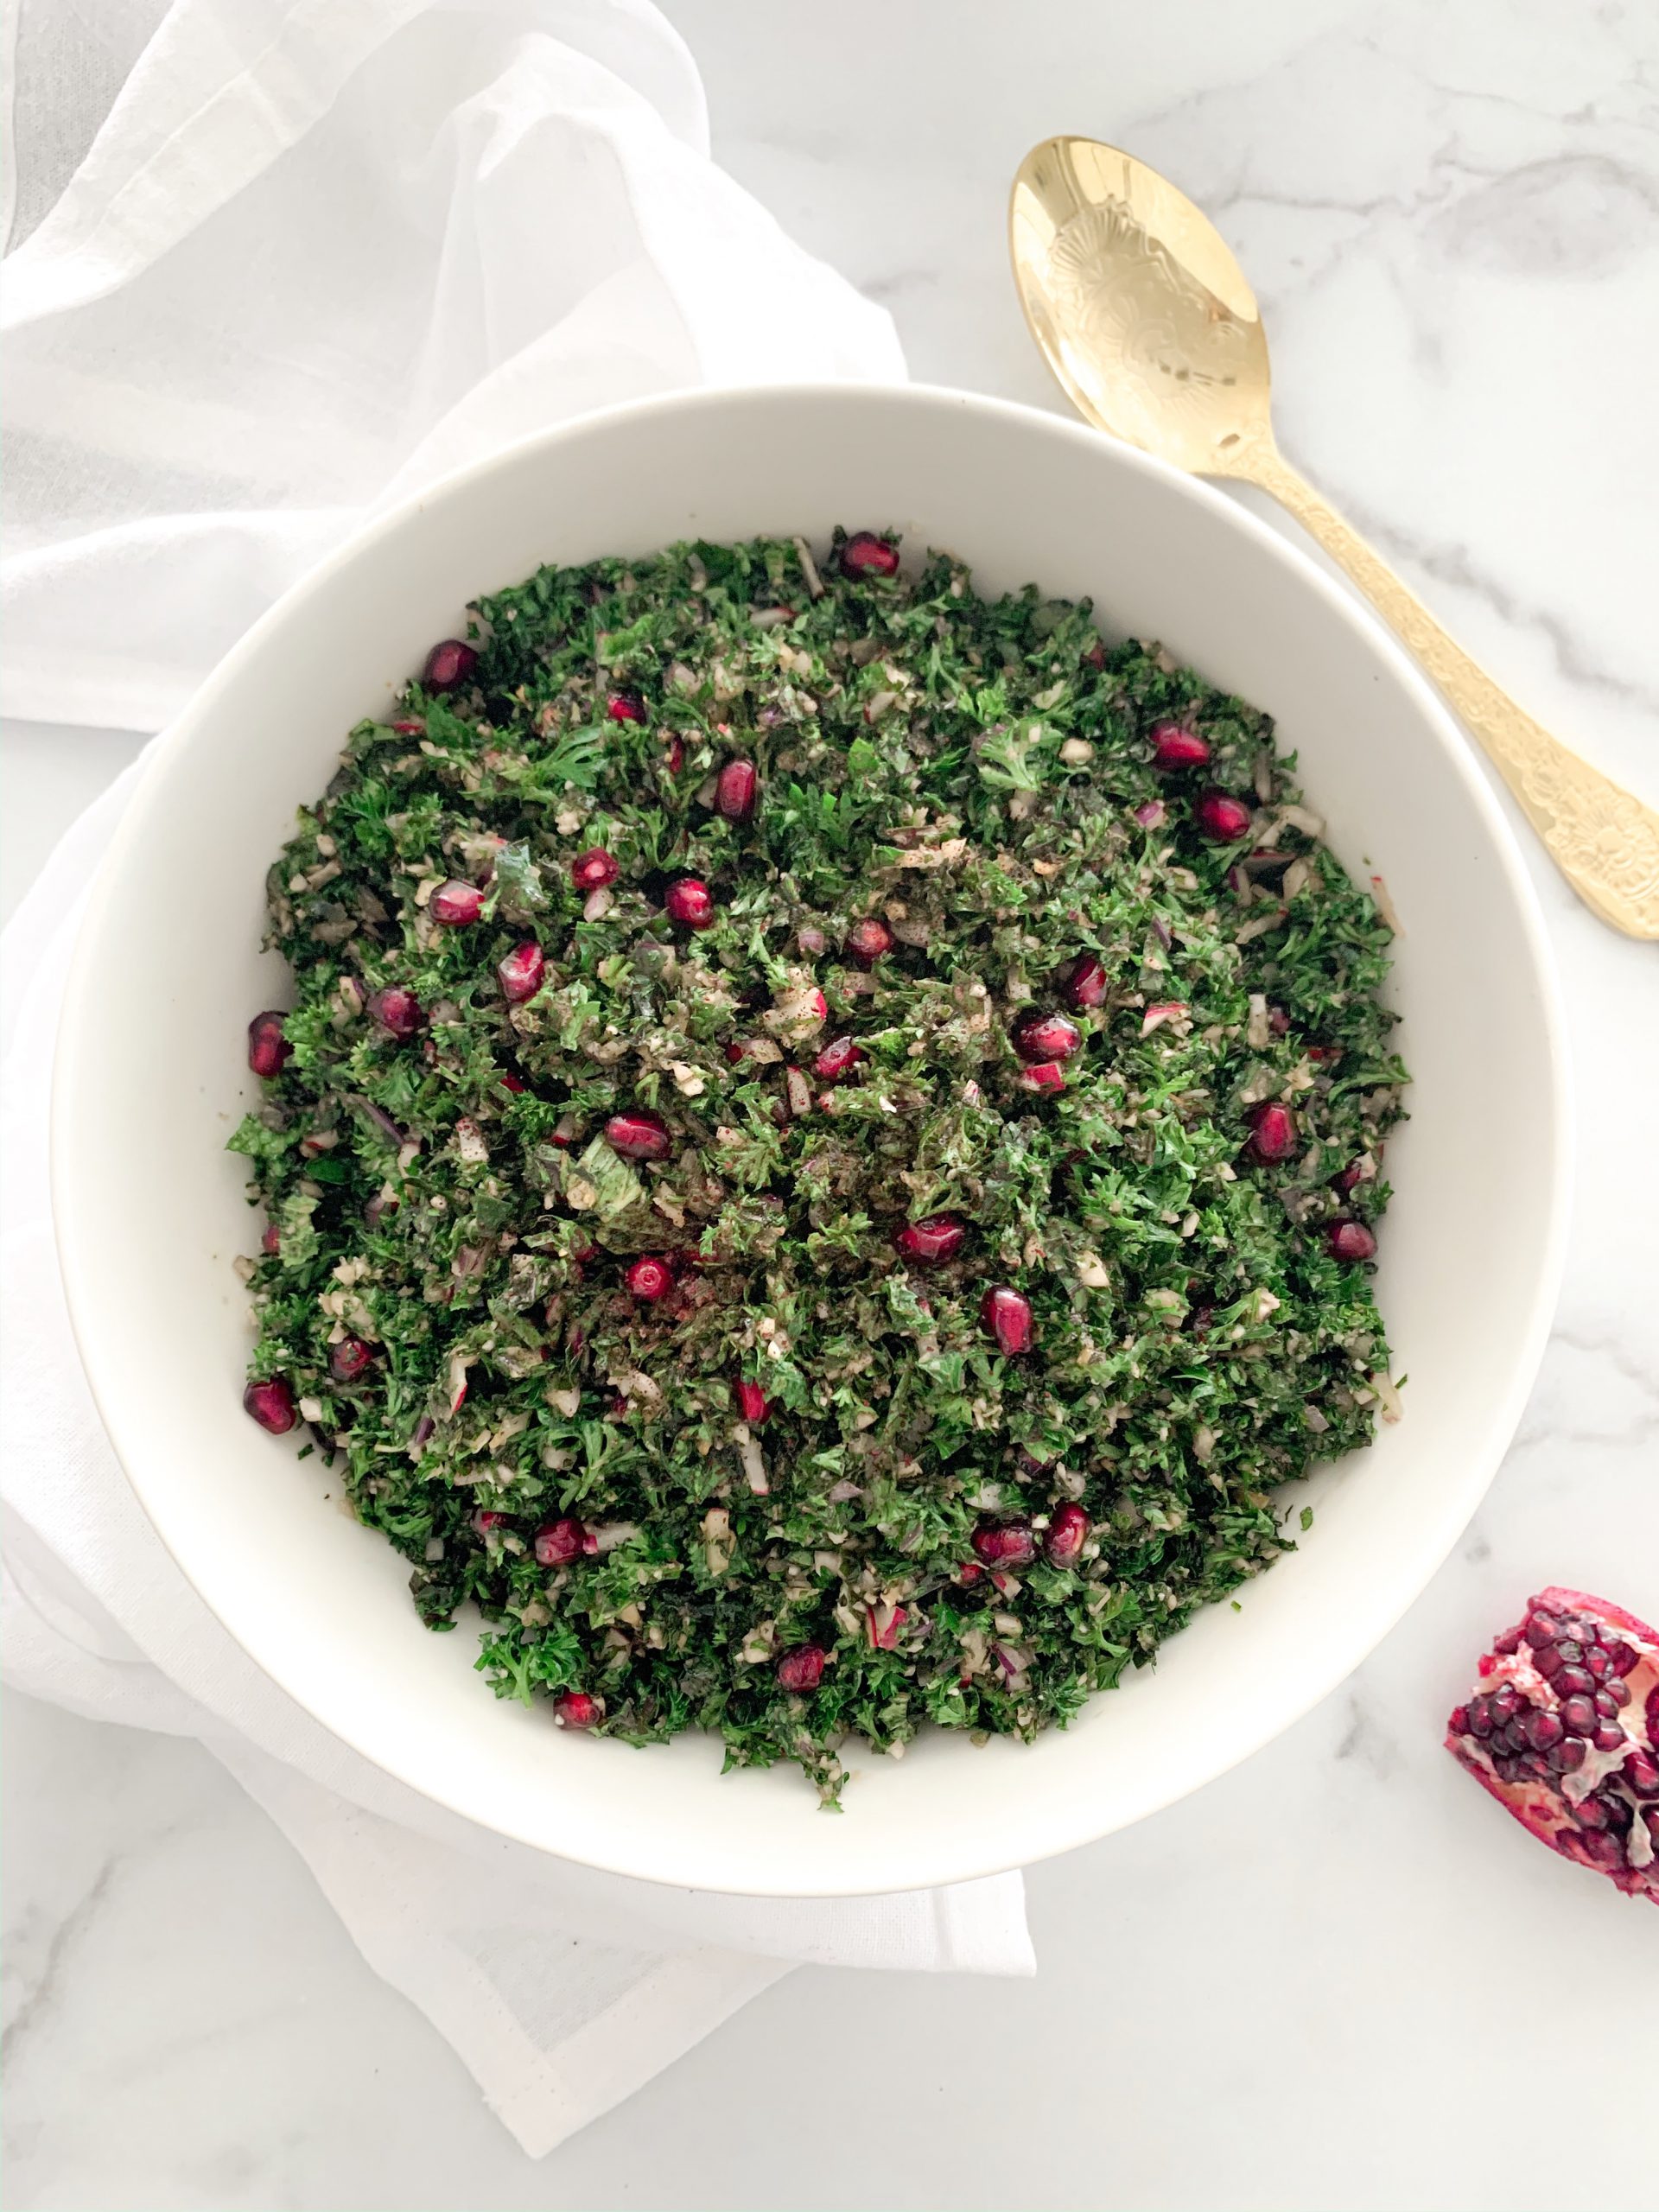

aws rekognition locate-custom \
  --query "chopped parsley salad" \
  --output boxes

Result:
[233,527,1407,1805]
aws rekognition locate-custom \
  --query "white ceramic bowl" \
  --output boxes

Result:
[53,386,1568,1897]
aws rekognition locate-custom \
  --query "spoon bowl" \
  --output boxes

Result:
[1010,136,1271,474]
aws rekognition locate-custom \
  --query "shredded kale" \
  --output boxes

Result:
[234,530,1407,1802]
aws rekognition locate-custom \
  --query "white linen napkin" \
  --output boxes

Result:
[0,0,1033,2159]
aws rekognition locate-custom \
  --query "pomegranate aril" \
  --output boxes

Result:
[605,1109,671,1161]
[243,1377,296,1433]
[971,1519,1036,1568]
[893,1214,967,1265]
[534,1517,587,1567]
[1325,1220,1377,1262]
[981,1286,1033,1357]
[664,876,715,929]
[607,690,646,722]
[626,1255,673,1301]
[367,986,424,1037]
[840,531,899,580]
[1489,1682,1520,1719]
[554,1691,599,1729]
[1575,1828,1624,1869]
[1548,1737,1587,1774]
[813,1036,866,1084]
[1599,1680,1630,1710]
[1585,1646,1613,1681]
[1012,1012,1082,1064]
[1248,1101,1297,1163]
[247,1011,292,1078]
[423,639,477,691]
[496,941,545,1003]
[1623,1750,1659,1796]
[499,1072,527,1094]
[776,1644,827,1692]
[1466,1698,1494,1738]
[1554,1664,1595,1699]
[715,759,758,823]
[1062,954,1108,1009]
[1195,790,1253,842]
[1532,1642,1565,1678]
[571,848,619,893]
[430,879,485,925]
[1523,1707,1565,1751]
[735,1379,771,1426]
[1593,1721,1627,1752]
[261,1221,281,1255]
[1149,720,1211,770]
[1448,1705,1470,1736]
[329,1335,374,1382]
[1044,1503,1090,1567]
[846,918,893,968]
[1554,1638,1585,1666]
[1602,1640,1638,1676]
[1559,1694,1598,1735]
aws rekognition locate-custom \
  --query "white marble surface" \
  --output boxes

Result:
[5,2,1658,2204]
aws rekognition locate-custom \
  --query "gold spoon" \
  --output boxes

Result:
[1009,134,1659,939]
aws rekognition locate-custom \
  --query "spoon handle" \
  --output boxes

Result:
[1244,446,1659,939]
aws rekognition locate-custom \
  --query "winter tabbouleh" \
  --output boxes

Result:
[234,527,1407,1804]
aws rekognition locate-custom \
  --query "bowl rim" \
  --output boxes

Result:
[50,380,1572,1893]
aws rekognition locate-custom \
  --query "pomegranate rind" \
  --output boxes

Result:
[1446,1588,1658,1905]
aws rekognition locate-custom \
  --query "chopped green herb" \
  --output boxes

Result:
[234,529,1407,1802]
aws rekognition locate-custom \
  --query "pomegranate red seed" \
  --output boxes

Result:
[1013,1012,1082,1064]
[430,879,485,926]
[846,918,893,968]
[391,717,426,736]
[329,1336,374,1382]
[724,1040,752,1066]
[971,1519,1036,1568]
[604,1110,671,1160]
[534,1517,588,1567]
[243,1377,296,1433]
[664,876,715,929]
[1446,1585,1659,1902]
[499,1072,526,1094]
[261,1220,281,1255]
[496,942,545,1004]
[607,690,646,722]
[626,1255,674,1301]
[247,1011,292,1078]
[571,848,620,893]
[1017,1061,1067,1094]
[813,1036,866,1084]
[473,1510,507,1535]
[1044,1502,1091,1567]
[555,1690,600,1729]
[423,639,477,692]
[1326,1220,1377,1262]
[1195,790,1253,842]
[1333,1160,1369,1196]
[776,1644,827,1692]
[735,1379,771,1425]
[367,987,424,1037]
[1149,720,1211,770]
[981,1286,1033,1356]
[1062,955,1108,1010]
[715,759,758,823]
[840,532,899,580]
[1249,1102,1298,1163]
[893,1214,967,1265]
